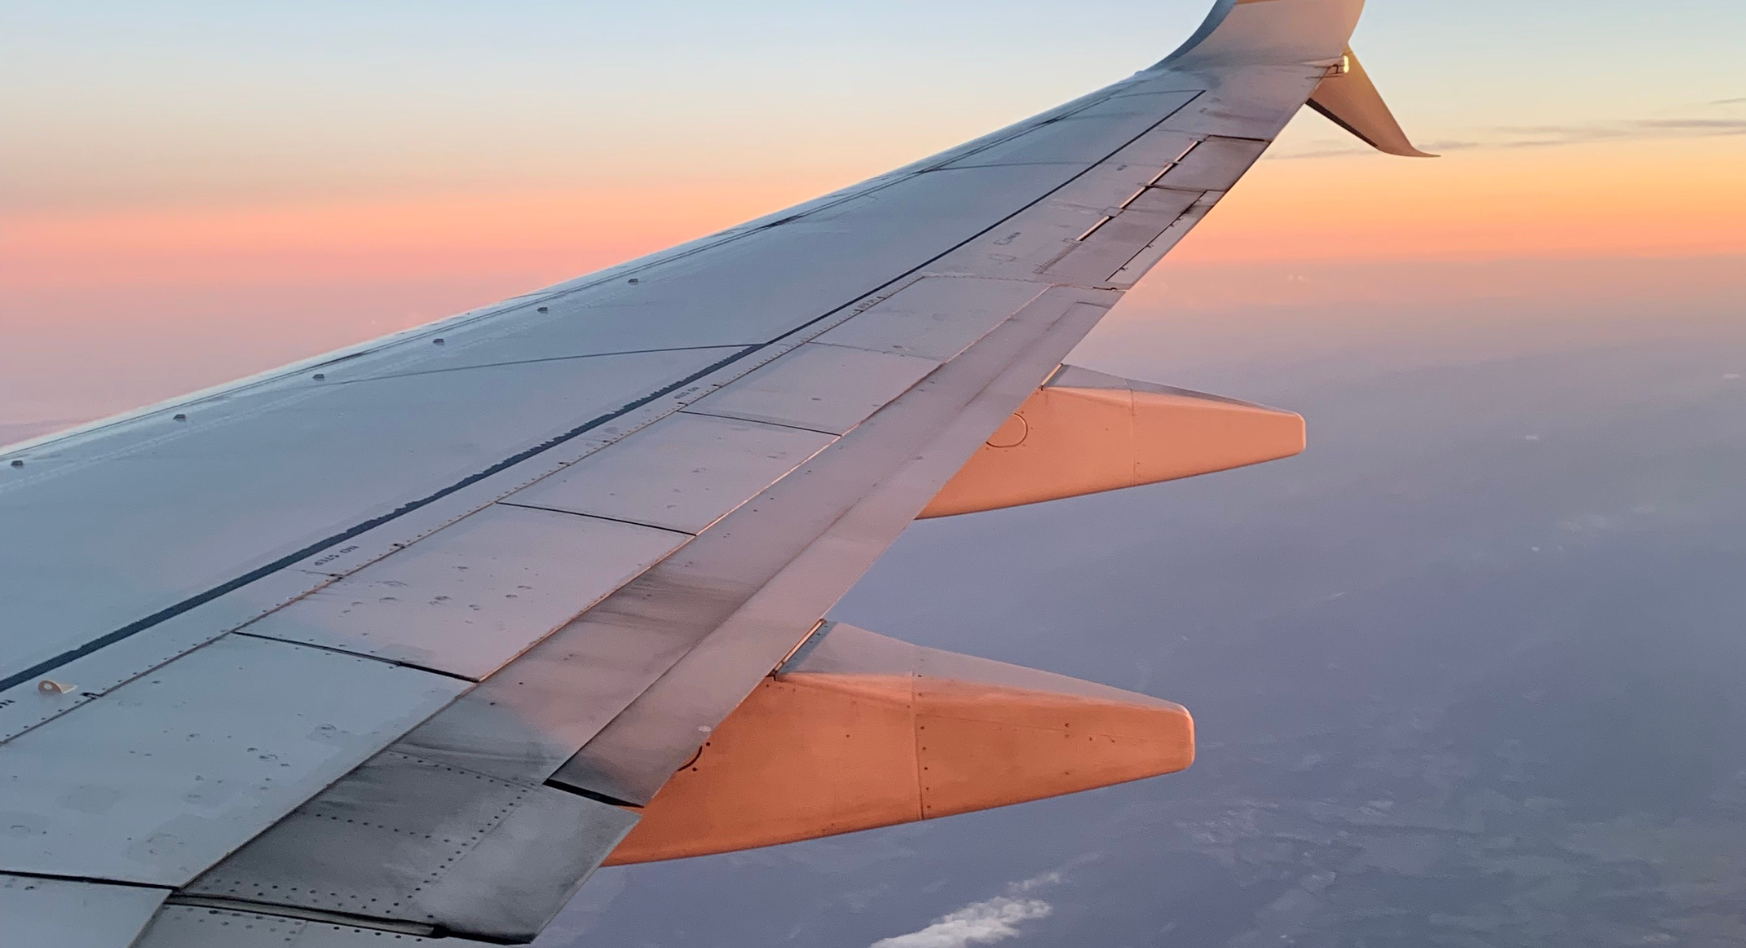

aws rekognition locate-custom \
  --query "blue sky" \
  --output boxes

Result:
[4,0,1742,212]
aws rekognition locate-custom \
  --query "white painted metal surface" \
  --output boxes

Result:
[240,503,685,680]
[134,905,495,947]
[0,874,168,948]
[1126,184,1207,219]
[939,89,1200,167]
[188,750,639,941]
[1045,185,1205,284]
[814,277,1047,362]
[388,597,715,787]
[0,635,463,885]
[1163,0,1362,71]
[1098,127,1201,172]
[684,343,940,435]
[505,412,835,534]
[923,116,1205,287]
[1159,66,1323,140]
[0,347,737,694]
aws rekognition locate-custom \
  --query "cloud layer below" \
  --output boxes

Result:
[868,873,1064,948]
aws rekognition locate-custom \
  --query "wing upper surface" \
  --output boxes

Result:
[0,88,1197,695]
[1,1,1374,943]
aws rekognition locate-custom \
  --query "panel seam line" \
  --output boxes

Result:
[229,631,481,682]
[492,502,698,536]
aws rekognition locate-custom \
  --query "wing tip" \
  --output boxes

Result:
[1307,49,1436,158]
[1153,0,1368,71]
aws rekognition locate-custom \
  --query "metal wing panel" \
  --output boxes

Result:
[812,277,1049,362]
[183,751,638,941]
[1043,186,1206,285]
[478,162,1098,351]
[236,504,687,680]
[934,89,1200,167]
[683,343,941,435]
[1163,0,1362,71]
[503,413,836,534]
[1155,68,1325,138]
[0,635,463,885]
[0,347,740,690]
[0,874,169,948]
[1153,135,1270,190]
[134,905,499,947]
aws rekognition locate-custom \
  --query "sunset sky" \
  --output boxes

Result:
[2,0,1743,430]
[5,6,1746,945]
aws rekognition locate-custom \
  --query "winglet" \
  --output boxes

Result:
[1308,48,1436,157]
[1155,0,1367,70]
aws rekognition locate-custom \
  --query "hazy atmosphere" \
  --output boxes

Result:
[4,0,1744,944]
[546,255,1746,945]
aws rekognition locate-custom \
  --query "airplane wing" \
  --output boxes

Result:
[0,1,1428,943]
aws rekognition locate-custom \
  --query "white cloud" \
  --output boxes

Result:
[1007,871,1061,894]
[868,897,1052,948]
[868,872,1063,948]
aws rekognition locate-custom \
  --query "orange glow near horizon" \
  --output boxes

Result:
[3,110,1744,432]
[6,131,1740,301]
[1180,135,1746,264]
[0,178,846,289]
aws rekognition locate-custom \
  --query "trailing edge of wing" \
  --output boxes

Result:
[1309,48,1436,157]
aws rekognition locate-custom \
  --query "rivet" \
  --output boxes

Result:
[173,413,188,421]
[312,373,326,381]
